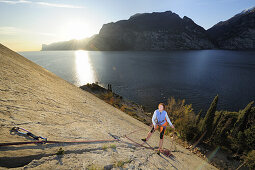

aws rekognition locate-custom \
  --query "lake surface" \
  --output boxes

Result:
[19,50,255,113]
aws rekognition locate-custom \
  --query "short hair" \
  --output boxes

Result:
[158,103,165,109]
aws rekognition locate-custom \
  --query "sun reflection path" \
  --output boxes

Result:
[75,50,96,86]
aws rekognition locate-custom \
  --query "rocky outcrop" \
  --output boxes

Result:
[0,43,216,169]
[87,11,215,50]
[207,6,255,49]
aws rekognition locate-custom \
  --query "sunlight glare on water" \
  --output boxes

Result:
[75,50,96,85]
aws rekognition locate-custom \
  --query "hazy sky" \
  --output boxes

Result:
[0,0,254,51]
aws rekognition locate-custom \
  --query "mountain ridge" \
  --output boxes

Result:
[207,6,255,49]
[42,8,255,51]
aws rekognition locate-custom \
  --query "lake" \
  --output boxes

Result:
[19,50,255,113]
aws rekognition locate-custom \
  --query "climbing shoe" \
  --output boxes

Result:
[141,138,146,142]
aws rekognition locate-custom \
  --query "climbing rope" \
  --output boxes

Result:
[1,124,175,158]
[0,127,142,147]
[124,132,174,157]
[0,127,120,147]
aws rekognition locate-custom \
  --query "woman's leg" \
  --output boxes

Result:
[159,127,166,151]
[143,125,157,142]
[158,122,167,151]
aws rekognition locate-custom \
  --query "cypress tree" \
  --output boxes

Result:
[195,109,203,125]
[232,101,254,137]
[201,94,219,139]
[210,110,223,141]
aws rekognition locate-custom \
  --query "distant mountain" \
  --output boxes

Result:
[41,36,96,51]
[86,11,215,50]
[207,6,255,49]
[42,11,215,51]
[42,8,255,51]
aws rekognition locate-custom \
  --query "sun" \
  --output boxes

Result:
[60,20,95,40]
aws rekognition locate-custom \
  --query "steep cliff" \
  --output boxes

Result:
[207,6,255,49]
[87,11,215,50]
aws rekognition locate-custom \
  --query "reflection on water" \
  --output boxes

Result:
[75,50,96,85]
[20,50,255,113]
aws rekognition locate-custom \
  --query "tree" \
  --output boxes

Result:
[201,95,219,139]
[232,101,254,137]
[195,109,203,125]
[245,150,255,170]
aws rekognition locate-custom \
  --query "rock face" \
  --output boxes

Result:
[41,36,95,51]
[0,43,216,169]
[207,6,255,49]
[87,11,215,50]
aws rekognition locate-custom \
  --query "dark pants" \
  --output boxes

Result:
[150,124,166,139]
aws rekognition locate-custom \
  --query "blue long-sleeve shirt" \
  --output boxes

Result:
[152,109,173,126]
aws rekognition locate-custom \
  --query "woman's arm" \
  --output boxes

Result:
[166,112,174,128]
[152,110,157,126]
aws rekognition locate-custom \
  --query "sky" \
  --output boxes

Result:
[0,0,254,51]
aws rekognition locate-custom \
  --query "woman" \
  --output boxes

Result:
[141,103,175,155]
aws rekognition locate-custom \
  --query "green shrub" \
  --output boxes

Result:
[86,163,103,170]
[245,150,255,170]
[102,144,108,151]
[110,144,116,149]
[165,97,197,141]
[244,125,255,151]
[113,159,131,168]
[56,148,64,155]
